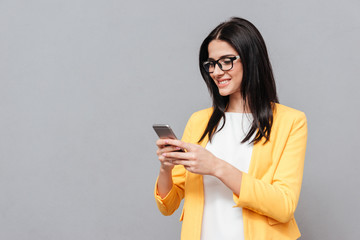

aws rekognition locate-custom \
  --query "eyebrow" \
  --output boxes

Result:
[207,54,236,61]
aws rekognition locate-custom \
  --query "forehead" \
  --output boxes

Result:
[208,40,238,59]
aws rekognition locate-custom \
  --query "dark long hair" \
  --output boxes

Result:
[198,17,278,144]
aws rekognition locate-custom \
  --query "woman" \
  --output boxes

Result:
[154,17,307,240]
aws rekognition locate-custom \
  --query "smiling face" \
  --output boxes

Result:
[207,40,243,97]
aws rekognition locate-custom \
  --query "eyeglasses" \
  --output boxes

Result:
[202,55,240,73]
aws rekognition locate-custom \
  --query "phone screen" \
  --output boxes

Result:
[153,124,184,152]
[153,124,178,139]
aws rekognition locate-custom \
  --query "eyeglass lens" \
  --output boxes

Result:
[204,57,234,73]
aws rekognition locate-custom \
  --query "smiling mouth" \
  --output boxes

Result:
[218,80,229,84]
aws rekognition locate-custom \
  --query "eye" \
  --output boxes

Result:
[203,61,215,72]
[220,58,232,66]
[205,62,215,68]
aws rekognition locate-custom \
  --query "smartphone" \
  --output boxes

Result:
[153,124,184,152]
[152,124,179,139]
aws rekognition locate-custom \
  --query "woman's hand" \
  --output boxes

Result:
[156,139,182,172]
[157,138,243,196]
[157,139,221,176]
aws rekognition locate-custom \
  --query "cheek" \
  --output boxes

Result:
[235,74,243,86]
[231,67,243,82]
[236,72,243,81]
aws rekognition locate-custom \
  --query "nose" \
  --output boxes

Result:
[212,63,224,76]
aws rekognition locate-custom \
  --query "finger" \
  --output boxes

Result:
[162,151,191,160]
[163,159,175,165]
[172,160,192,167]
[163,156,189,162]
[184,165,196,173]
[156,139,166,148]
[156,138,180,148]
[158,146,183,155]
[158,155,176,166]
[160,153,189,164]
[163,139,191,152]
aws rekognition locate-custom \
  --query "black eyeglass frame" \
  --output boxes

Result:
[202,55,240,73]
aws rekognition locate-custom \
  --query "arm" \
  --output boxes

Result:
[234,112,308,223]
[154,165,186,216]
[161,144,244,196]
[157,167,174,199]
[212,159,243,197]
[154,114,194,216]
[163,112,307,223]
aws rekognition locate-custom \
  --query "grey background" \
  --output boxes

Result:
[1,0,359,239]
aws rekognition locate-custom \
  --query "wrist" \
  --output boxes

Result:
[212,157,226,178]
[160,165,173,174]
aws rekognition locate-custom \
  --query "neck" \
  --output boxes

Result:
[226,93,249,113]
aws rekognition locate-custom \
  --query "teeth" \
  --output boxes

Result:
[219,80,229,84]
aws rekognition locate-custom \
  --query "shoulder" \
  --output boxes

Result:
[271,103,307,140]
[182,108,213,143]
[187,107,213,124]
[273,103,306,122]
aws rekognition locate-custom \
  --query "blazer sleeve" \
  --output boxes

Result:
[154,114,194,216]
[233,111,308,223]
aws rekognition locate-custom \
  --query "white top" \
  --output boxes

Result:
[201,113,254,240]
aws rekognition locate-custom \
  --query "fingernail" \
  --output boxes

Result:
[162,153,166,156]
[175,147,181,150]
[165,140,168,144]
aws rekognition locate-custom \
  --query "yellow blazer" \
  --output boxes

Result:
[154,103,307,240]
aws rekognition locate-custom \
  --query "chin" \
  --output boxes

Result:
[218,90,230,97]
[217,86,231,95]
